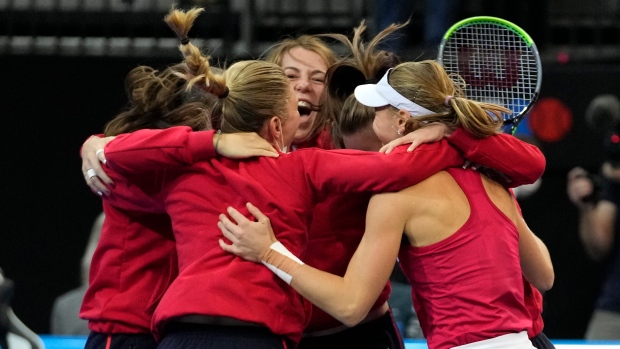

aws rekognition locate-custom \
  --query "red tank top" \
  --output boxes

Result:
[398,168,531,349]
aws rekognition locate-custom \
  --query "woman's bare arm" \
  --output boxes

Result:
[517,214,554,292]
[218,196,405,326]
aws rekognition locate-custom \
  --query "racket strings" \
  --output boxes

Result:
[441,22,540,122]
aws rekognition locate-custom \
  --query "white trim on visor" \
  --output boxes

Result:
[354,68,435,117]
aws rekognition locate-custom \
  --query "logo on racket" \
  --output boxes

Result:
[457,46,521,89]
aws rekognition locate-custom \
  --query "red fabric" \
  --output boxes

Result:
[301,128,546,333]
[104,127,469,343]
[524,278,545,338]
[79,130,215,334]
[99,126,545,342]
[80,172,177,334]
[295,127,392,332]
[446,128,546,187]
[302,191,393,332]
[398,168,531,349]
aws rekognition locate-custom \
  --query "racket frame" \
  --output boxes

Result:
[437,16,542,134]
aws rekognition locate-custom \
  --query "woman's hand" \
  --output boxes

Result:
[218,202,278,262]
[216,132,279,159]
[379,123,452,154]
[81,135,115,196]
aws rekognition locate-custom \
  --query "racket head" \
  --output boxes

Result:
[437,16,542,134]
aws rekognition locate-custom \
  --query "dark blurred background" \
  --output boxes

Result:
[1,0,620,339]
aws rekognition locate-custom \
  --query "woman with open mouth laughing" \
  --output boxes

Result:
[265,35,337,150]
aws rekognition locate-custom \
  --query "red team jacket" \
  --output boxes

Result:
[294,128,388,332]
[82,126,545,343]
[79,132,217,334]
[80,170,180,333]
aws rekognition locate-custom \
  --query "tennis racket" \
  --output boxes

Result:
[437,16,542,134]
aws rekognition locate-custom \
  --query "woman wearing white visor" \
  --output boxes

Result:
[218,60,554,349]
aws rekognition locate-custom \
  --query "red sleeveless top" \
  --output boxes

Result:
[398,168,531,349]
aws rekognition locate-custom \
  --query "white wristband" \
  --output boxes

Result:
[269,241,304,264]
[261,241,304,285]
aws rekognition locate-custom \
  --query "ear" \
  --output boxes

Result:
[265,116,282,144]
[396,109,411,133]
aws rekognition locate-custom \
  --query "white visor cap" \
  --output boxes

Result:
[354,68,434,117]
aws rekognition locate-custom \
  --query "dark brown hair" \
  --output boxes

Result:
[104,63,213,136]
[320,20,406,147]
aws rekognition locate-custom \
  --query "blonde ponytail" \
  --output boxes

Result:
[388,60,508,138]
[164,6,228,98]
[164,7,290,135]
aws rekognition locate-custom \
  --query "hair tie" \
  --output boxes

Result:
[219,87,229,99]
[444,95,453,106]
[180,38,190,45]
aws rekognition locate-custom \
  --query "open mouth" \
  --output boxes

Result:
[298,101,320,117]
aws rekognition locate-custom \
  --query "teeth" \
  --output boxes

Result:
[298,101,311,108]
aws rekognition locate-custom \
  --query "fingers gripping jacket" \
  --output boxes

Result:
[261,242,304,285]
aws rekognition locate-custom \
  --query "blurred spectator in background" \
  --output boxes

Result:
[567,94,620,339]
[49,212,104,335]
[567,162,620,339]
[374,0,462,58]
[567,164,620,339]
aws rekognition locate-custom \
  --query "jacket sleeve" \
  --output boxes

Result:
[447,127,546,187]
[291,140,464,198]
[104,127,216,174]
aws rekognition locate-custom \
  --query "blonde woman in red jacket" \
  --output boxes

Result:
[78,13,279,349]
